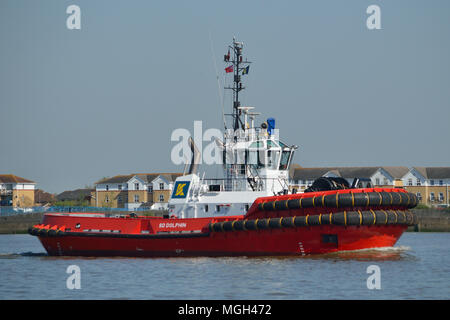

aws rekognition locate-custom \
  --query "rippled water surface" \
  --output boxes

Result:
[0,233,449,299]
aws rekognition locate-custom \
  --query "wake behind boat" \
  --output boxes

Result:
[28,38,418,257]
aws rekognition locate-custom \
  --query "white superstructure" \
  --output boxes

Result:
[168,39,297,218]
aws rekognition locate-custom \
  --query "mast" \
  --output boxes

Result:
[224,38,251,131]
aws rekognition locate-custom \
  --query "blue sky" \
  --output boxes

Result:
[1,0,449,193]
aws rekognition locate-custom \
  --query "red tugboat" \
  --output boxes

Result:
[29,39,418,257]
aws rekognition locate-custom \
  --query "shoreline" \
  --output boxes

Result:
[0,209,449,234]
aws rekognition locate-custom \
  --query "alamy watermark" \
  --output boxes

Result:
[367,5,381,30]
[366,265,381,290]
[66,265,81,290]
[170,121,281,167]
[65,5,380,31]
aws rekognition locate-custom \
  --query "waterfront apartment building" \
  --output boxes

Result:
[0,174,36,208]
[92,173,182,210]
[402,167,450,207]
[289,166,450,207]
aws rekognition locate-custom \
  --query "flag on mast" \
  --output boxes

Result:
[225,65,234,73]
[242,65,250,75]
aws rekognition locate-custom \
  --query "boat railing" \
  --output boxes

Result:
[0,205,167,217]
[202,177,287,192]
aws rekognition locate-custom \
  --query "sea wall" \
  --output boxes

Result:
[0,209,449,234]
[407,209,450,232]
[0,212,44,234]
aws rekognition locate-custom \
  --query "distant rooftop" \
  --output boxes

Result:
[0,174,35,184]
[291,166,410,180]
[56,188,94,202]
[413,167,450,179]
[95,173,183,185]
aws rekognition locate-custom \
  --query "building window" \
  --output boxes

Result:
[118,184,122,190]
[118,196,122,203]
[383,179,388,185]
[430,180,435,186]
[416,192,422,201]
[408,178,413,186]
[105,195,109,203]
[416,179,421,186]
[439,193,444,202]
[439,180,444,186]
[160,183,164,190]
[106,185,109,191]
[135,183,139,190]
[375,178,380,185]
[134,195,139,203]
[430,192,435,202]
[159,194,164,202]
[148,185,153,192]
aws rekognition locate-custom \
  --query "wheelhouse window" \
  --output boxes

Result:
[279,151,290,170]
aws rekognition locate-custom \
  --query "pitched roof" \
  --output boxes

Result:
[56,188,94,201]
[335,167,379,179]
[95,173,183,185]
[292,167,339,180]
[95,175,134,184]
[0,174,35,184]
[381,166,409,179]
[292,167,401,180]
[412,167,450,179]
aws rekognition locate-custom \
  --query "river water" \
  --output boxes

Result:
[0,233,448,300]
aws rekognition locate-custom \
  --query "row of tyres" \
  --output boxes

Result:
[209,210,417,233]
[258,191,418,212]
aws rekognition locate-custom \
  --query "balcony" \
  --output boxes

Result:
[0,189,13,195]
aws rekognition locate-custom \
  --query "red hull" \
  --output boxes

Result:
[29,188,417,257]
[37,224,407,257]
